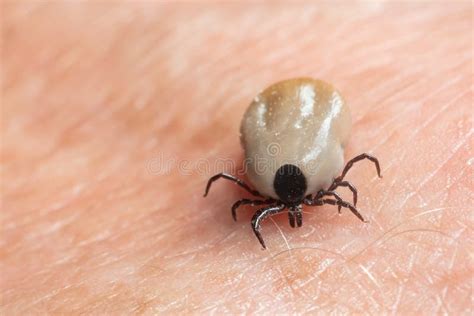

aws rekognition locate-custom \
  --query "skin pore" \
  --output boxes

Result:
[1,2,472,314]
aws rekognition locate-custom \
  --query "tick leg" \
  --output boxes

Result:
[320,198,368,223]
[204,173,263,198]
[295,209,303,227]
[288,207,303,228]
[231,198,274,221]
[251,204,286,249]
[305,190,346,212]
[334,153,382,183]
[303,194,315,205]
[288,211,296,228]
[319,190,347,213]
[327,180,358,207]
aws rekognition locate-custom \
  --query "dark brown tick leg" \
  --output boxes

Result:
[333,153,382,184]
[288,211,296,228]
[320,198,368,223]
[204,173,263,198]
[251,204,286,249]
[319,190,347,213]
[327,180,358,207]
[295,207,303,227]
[231,198,275,221]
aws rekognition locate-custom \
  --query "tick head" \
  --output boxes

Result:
[273,164,307,205]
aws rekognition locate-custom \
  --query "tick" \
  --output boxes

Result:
[204,78,382,249]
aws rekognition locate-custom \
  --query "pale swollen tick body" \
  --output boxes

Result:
[204,78,382,249]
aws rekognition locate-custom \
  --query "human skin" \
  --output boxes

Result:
[1,1,472,314]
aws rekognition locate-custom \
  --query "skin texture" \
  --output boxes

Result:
[241,78,351,198]
[1,1,472,314]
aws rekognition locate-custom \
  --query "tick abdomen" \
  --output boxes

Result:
[241,78,351,199]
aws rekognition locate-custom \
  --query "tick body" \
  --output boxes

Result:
[204,78,382,249]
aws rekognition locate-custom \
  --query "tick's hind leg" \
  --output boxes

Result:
[327,180,358,207]
[251,204,286,249]
[334,153,382,183]
[321,198,368,223]
[320,190,348,213]
[306,190,346,213]
[231,198,274,221]
[204,173,263,198]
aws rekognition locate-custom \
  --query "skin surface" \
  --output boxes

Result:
[241,78,351,198]
[1,1,472,314]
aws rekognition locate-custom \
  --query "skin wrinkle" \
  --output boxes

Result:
[272,261,299,309]
[442,162,471,195]
[386,80,468,151]
[393,99,471,210]
[353,278,383,313]
[269,218,293,260]
[352,53,469,134]
[400,129,473,206]
[436,286,450,314]
[348,206,454,262]
[262,215,456,312]
[367,89,469,204]
[360,72,465,142]
[4,154,134,233]
[365,71,466,154]
[359,263,382,289]
[269,245,328,306]
[406,234,422,307]
[350,62,421,106]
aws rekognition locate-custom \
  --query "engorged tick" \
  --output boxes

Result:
[204,78,382,249]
